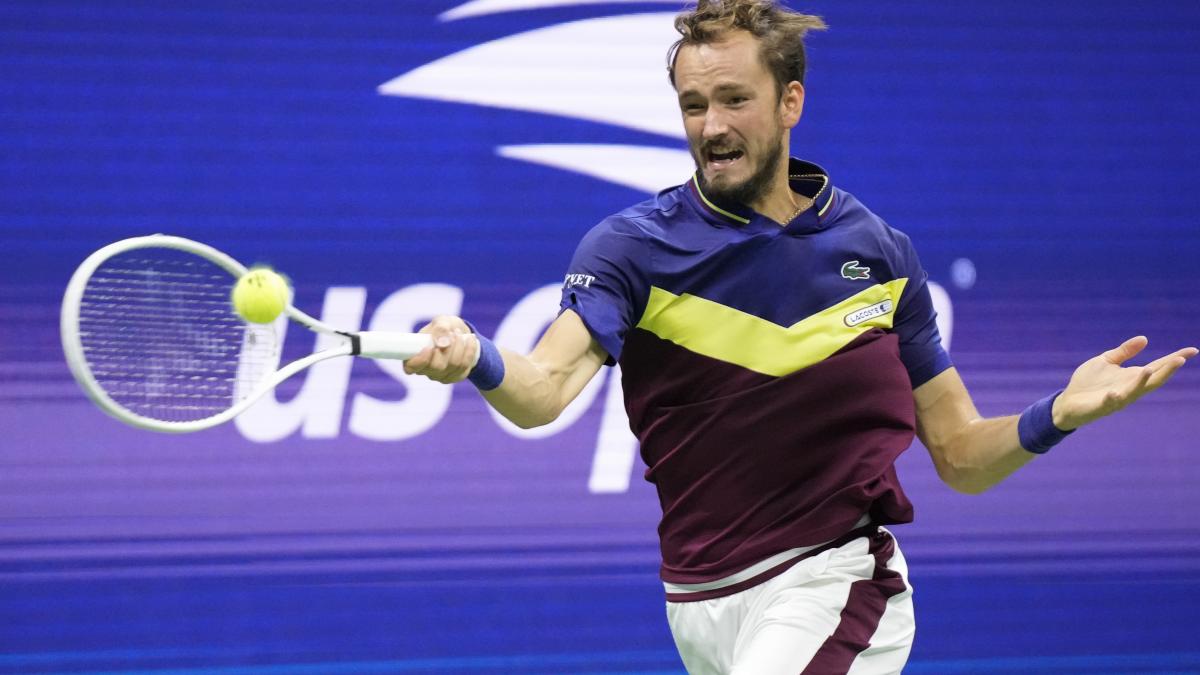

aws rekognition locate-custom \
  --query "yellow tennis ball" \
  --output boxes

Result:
[231,268,289,324]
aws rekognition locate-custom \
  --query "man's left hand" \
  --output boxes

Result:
[1052,336,1198,431]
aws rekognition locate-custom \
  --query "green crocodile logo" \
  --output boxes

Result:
[841,260,871,280]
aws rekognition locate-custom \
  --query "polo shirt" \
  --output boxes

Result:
[560,158,952,588]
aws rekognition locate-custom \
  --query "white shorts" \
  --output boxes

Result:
[665,528,914,675]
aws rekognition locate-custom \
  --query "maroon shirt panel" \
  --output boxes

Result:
[619,328,917,584]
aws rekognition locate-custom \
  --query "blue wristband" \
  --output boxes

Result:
[463,321,505,391]
[1017,389,1073,454]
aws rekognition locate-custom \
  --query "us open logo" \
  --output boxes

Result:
[844,299,894,327]
[377,3,692,193]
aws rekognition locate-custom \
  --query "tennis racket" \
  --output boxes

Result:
[61,234,433,433]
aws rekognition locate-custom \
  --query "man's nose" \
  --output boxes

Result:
[702,108,728,139]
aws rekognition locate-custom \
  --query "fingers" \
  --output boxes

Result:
[402,322,438,374]
[1122,364,1155,400]
[1062,341,1194,428]
[1141,354,1191,392]
[401,316,477,383]
[1144,346,1198,368]
[443,328,475,381]
[1102,335,1148,365]
[1174,346,1199,360]
[401,346,434,374]
[1113,347,1196,404]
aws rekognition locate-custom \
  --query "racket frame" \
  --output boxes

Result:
[61,234,431,433]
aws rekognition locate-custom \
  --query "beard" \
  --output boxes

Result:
[694,133,786,208]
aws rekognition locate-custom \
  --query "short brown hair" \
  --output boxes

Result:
[667,0,828,95]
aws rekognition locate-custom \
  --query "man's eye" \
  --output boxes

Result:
[728,97,747,105]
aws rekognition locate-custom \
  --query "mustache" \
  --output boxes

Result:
[696,139,739,153]
[697,141,742,154]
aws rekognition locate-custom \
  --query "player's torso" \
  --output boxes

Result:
[619,178,914,422]
[613,170,921,582]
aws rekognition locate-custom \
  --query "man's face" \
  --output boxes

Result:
[673,30,794,206]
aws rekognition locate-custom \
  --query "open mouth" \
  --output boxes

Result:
[705,148,744,169]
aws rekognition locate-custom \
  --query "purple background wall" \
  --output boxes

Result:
[2,1,1198,672]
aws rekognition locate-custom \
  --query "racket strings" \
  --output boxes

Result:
[77,250,281,422]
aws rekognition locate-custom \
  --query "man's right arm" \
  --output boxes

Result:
[403,309,609,429]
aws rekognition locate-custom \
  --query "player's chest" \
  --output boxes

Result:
[649,230,890,326]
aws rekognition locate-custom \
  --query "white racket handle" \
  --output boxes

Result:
[355,332,433,360]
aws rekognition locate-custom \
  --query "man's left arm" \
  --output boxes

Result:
[914,336,1197,494]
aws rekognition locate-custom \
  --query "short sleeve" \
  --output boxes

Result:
[558,218,649,365]
[886,227,953,387]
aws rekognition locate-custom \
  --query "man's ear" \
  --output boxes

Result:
[780,81,805,128]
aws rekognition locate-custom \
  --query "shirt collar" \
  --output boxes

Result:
[687,158,836,234]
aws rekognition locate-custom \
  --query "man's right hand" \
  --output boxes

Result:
[400,310,607,429]
[402,315,481,384]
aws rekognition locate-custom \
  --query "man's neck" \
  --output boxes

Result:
[752,179,812,226]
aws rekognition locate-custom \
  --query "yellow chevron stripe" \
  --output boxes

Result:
[635,279,909,376]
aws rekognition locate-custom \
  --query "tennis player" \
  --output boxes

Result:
[404,1,1197,672]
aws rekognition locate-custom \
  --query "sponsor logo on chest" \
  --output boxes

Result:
[841,260,871,280]
[844,299,894,327]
